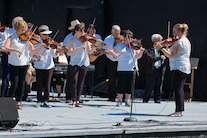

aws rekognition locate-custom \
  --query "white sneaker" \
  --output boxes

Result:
[35,102,41,108]
[43,102,52,108]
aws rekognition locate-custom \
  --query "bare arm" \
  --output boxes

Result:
[109,48,119,58]
[4,36,21,53]
[160,44,182,59]
[68,39,87,56]
[28,42,46,55]
[135,48,145,59]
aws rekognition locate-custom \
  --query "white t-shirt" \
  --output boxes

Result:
[69,38,90,67]
[114,42,140,71]
[8,33,30,66]
[58,54,68,64]
[33,39,59,70]
[169,37,191,74]
[103,34,118,62]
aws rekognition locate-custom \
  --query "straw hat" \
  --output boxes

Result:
[68,19,85,30]
[38,25,52,34]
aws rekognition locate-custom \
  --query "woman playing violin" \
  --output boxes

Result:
[67,23,101,108]
[109,30,145,107]
[157,23,191,117]
[33,25,61,108]
[3,20,45,109]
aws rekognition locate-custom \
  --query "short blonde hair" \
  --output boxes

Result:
[174,23,189,36]
[13,20,27,32]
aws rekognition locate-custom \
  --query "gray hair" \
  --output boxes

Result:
[12,16,23,28]
[111,25,121,32]
[151,34,163,42]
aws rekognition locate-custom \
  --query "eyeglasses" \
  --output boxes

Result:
[42,34,48,35]
[79,29,85,32]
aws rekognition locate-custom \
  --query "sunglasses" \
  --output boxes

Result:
[42,34,48,35]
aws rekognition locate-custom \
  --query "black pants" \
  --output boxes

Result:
[66,66,71,100]
[117,71,134,94]
[172,70,187,112]
[69,65,87,102]
[36,68,53,102]
[1,53,10,97]
[107,59,118,100]
[143,68,164,102]
[8,64,28,102]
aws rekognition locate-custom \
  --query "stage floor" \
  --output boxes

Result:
[1,91,207,138]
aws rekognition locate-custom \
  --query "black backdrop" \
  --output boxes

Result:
[0,0,207,100]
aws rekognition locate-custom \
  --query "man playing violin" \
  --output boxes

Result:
[143,34,166,103]
[33,25,61,108]
[109,30,145,107]
[101,25,121,102]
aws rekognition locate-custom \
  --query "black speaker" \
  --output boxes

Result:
[0,97,19,128]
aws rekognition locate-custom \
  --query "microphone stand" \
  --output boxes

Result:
[123,34,139,122]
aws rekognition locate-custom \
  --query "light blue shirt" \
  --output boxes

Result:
[103,34,118,61]
[114,42,139,71]
[169,37,191,74]
[0,28,16,48]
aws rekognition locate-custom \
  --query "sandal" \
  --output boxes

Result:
[76,103,83,108]
[69,102,76,108]
[17,105,23,110]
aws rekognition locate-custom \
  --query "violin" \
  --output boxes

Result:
[160,36,180,46]
[127,39,148,54]
[127,39,143,50]
[0,26,9,32]
[20,31,40,44]
[43,37,59,49]
[79,34,107,45]
[115,35,124,44]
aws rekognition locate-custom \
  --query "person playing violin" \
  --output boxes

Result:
[67,23,101,108]
[33,25,61,108]
[86,24,107,83]
[157,23,191,117]
[143,34,166,103]
[0,16,23,97]
[101,25,122,102]
[62,19,84,103]
[3,20,46,109]
[109,30,145,107]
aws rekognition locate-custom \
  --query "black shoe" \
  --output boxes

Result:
[154,100,161,103]
[143,100,148,103]
[107,98,115,102]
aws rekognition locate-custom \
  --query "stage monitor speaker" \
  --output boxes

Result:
[0,97,19,128]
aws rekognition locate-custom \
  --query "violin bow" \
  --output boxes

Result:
[38,29,59,61]
[19,25,37,57]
